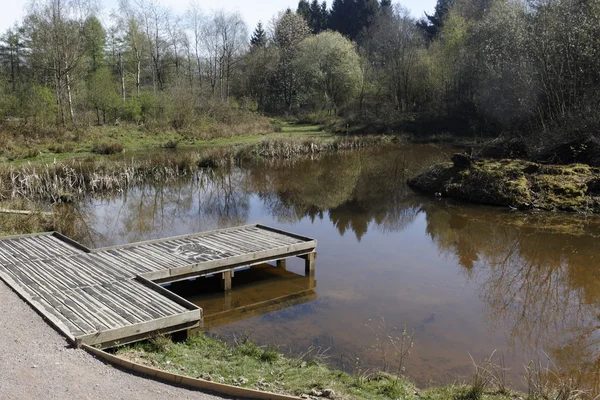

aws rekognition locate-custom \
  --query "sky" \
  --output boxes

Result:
[0,0,437,34]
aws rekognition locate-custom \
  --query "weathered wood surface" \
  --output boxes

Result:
[0,225,317,348]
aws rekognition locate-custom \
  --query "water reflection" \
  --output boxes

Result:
[424,202,600,391]
[168,264,317,329]
[66,144,600,393]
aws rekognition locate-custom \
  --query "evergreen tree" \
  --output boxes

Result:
[297,0,311,23]
[310,0,329,34]
[250,22,267,47]
[328,0,379,40]
[380,0,393,17]
[417,0,455,41]
[297,0,329,34]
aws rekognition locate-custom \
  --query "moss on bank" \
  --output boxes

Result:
[116,334,516,400]
[408,155,600,212]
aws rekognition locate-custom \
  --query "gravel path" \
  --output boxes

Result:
[0,280,233,400]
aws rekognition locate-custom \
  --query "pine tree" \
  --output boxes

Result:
[328,0,378,40]
[309,0,329,34]
[297,0,311,23]
[250,22,267,47]
[417,0,455,41]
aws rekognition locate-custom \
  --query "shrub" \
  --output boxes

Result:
[162,139,179,149]
[92,140,124,155]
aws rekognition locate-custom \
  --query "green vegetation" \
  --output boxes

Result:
[117,333,517,400]
[408,155,600,212]
[1,0,597,146]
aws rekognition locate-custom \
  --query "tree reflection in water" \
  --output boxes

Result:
[423,202,600,392]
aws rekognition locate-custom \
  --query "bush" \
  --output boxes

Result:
[162,139,179,149]
[92,140,124,155]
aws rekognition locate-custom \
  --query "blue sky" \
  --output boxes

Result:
[1,0,436,33]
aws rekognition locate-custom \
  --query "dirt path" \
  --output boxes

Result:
[0,280,234,400]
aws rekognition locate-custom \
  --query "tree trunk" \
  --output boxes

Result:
[66,72,75,123]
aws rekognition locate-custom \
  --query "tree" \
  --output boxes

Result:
[83,16,106,73]
[328,0,379,40]
[417,0,455,41]
[297,31,362,114]
[369,5,425,112]
[297,0,329,33]
[250,22,267,47]
[202,11,247,101]
[87,67,119,124]
[271,10,311,111]
[27,0,95,126]
[0,27,27,92]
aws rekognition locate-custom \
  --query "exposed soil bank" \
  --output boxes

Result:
[408,154,600,212]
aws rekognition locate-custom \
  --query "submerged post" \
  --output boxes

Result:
[221,270,232,291]
[276,259,287,269]
[303,252,316,276]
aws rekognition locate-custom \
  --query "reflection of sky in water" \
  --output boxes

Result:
[76,146,600,393]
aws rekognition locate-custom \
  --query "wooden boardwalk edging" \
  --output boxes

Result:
[83,344,302,400]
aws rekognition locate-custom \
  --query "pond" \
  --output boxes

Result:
[68,144,600,392]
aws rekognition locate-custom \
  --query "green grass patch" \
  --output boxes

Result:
[116,334,518,400]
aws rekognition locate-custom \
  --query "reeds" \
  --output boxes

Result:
[1,135,394,202]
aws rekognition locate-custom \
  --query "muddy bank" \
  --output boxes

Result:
[408,154,600,212]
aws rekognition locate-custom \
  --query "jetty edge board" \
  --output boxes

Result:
[0,225,317,349]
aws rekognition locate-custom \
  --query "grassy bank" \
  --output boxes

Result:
[116,333,518,400]
[0,121,334,164]
[408,155,600,213]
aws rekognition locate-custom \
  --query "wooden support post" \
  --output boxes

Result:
[303,252,316,276]
[221,270,232,291]
[276,259,287,269]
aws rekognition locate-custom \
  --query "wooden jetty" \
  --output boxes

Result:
[0,225,317,349]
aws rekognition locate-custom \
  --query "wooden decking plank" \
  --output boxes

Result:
[10,237,47,260]
[93,252,146,277]
[35,236,72,257]
[177,236,236,259]
[110,248,168,272]
[107,281,174,318]
[62,290,121,330]
[90,284,155,322]
[74,287,136,327]
[118,279,187,314]
[0,264,39,298]
[7,268,97,334]
[209,233,257,253]
[75,254,131,282]
[101,250,157,274]
[229,230,287,249]
[215,231,272,251]
[65,256,120,284]
[102,282,166,319]
[39,259,84,289]
[119,280,186,315]
[236,228,293,246]
[33,296,87,337]
[46,258,97,288]
[13,261,71,293]
[128,247,184,268]
[251,227,304,244]
[0,241,25,263]
[193,234,249,254]
[251,227,303,245]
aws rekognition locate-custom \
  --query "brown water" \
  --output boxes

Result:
[72,145,600,392]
